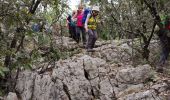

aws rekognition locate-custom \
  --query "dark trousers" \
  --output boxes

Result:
[86,29,97,49]
[158,29,170,65]
[76,26,86,44]
[159,46,170,65]
[69,26,76,41]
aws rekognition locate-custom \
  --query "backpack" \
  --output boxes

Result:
[32,24,40,32]
[69,20,76,27]
[67,15,76,27]
[82,9,91,24]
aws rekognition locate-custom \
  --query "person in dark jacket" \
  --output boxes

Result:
[66,11,77,42]
[157,16,170,72]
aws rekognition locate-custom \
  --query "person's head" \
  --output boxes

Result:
[72,10,76,16]
[92,6,100,16]
[78,5,84,12]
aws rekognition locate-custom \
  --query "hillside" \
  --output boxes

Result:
[4,37,170,100]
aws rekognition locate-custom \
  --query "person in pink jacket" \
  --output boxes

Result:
[72,5,86,46]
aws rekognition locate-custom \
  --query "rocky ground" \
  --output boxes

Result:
[4,37,170,100]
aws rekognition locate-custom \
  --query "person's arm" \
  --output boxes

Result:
[84,13,91,32]
[72,11,78,20]
[66,19,69,27]
[66,16,69,27]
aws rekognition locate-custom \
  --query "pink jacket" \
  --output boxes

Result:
[76,13,84,27]
[72,11,84,27]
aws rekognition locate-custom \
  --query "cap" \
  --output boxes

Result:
[92,6,100,12]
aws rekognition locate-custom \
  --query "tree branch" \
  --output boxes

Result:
[30,0,41,14]
[143,0,162,28]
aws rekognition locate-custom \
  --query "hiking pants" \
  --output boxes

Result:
[159,46,170,65]
[159,29,170,65]
[76,26,86,44]
[69,25,76,41]
[86,29,97,49]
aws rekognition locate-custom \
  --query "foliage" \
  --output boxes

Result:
[0,67,9,78]
[87,0,170,60]
[0,0,69,94]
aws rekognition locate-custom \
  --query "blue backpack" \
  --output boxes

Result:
[82,9,91,24]
[32,24,40,32]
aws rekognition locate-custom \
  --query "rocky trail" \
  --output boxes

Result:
[5,37,170,100]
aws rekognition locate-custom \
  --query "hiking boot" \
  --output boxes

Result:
[76,38,80,43]
[86,49,95,52]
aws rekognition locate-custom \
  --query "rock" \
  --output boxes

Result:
[5,92,18,100]
[93,42,132,64]
[52,55,94,100]
[52,55,116,100]
[151,83,169,93]
[99,78,114,99]
[116,84,144,98]
[15,71,36,100]
[16,71,69,100]
[32,74,69,100]
[118,90,164,100]
[14,39,169,100]
[55,36,78,50]
[116,64,152,84]
[81,55,107,79]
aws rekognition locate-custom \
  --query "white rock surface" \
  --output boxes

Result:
[14,39,168,100]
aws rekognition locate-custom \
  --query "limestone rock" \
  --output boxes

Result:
[118,90,164,100]
[5,92,18,100]
[14,39,168,100]
[116,64,152,84]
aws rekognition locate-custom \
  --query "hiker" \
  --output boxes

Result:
[32,21,45,32]
[66,11,77,42]
[157,16,170,72]
[72,5,86,45]
[32,23,40,32]
[84,6,100,52]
